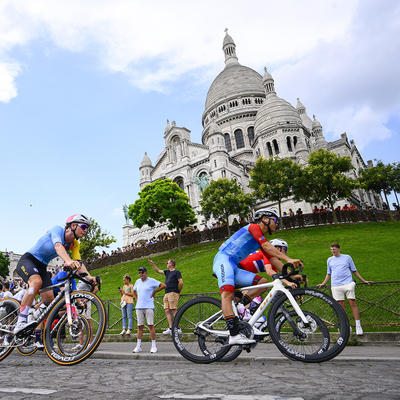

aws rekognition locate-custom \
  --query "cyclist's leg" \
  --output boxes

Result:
[235,269,269,300]
[213,253,254,345]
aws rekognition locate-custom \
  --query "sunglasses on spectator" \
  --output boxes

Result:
[138,271,145,274]
[78,224,89,231]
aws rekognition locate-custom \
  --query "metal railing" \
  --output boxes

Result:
[103,281,400,332]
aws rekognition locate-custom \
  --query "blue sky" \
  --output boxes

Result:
[1,0,399,255]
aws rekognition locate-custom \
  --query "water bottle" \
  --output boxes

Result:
[33,303,48,320]
[255,315,267,329]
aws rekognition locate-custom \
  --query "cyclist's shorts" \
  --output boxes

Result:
[16,252,53,289]
[213,252,260,293]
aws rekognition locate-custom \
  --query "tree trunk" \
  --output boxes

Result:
[176,228,182,251]
[384,192,395,221]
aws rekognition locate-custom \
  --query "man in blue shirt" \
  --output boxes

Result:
[318,243,372,335]
[132,267,166,354]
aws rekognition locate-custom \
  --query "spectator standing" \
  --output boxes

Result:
[318,243,372,335]
[149,258,183,335]
[393,203,399,211]
[132,267,166,354]
[119,274,135,335]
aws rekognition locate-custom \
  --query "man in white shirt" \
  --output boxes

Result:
[132,267,166,354]
[318,243,372,335]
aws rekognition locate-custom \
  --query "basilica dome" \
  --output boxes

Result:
[205,64,264,111]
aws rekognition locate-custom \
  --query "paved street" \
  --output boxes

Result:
[0,342,400,400]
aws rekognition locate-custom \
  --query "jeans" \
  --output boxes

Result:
[122,303,134,329]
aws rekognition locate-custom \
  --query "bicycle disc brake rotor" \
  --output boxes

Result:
[296,315,317,334]
[68,320,82,340]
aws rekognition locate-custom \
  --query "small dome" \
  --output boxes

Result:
[312,115,322,130]
[140,152,153,168]
[254,94,302,133]
[262,67,274,85]
[223,31,235,47]
[296,98,306,112]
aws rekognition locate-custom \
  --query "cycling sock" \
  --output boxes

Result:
[225,315,239,336]
[35,330,42,343]
[16,305,31,325]
[240,294,252,307]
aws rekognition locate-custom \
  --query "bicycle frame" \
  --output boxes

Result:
[196,278,310,338]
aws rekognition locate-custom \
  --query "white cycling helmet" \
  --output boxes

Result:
[253,209,278,222]
[270,238,288,248]
[66,214,91,226]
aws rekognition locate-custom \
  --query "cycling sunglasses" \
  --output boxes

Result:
[78,224,89,231]
[271,217,279,225]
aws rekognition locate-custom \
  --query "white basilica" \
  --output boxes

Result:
[123,31,380,246]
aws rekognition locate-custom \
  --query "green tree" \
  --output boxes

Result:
[79,218,117,261]
[199,178,254,237]
[293,149,357,224]
[0,252,10,279]
[248,156,301,225]
[358,160,396,220]
[129,179,197,251]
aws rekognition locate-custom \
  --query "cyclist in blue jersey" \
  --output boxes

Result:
[213,209,303,345]
[14,214,95,335]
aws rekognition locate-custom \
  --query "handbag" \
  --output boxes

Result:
[120,300,126,308]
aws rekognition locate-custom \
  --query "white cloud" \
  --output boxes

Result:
[0,62,20,102]
[272,0,400,149]
[0,0,359,95]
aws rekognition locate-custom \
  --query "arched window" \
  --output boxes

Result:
[248,127,254,146]
[273,139,279,154]
[173,177,184,190]
[235,129,244,149]
[287,137,292,152]
[267,142,273,157]
[224,133,232,152]
[293,136,298,148]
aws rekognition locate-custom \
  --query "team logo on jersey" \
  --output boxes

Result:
[259,236,266,241]
[21,266,28,275]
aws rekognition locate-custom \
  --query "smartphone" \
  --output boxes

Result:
[148,257,152,262]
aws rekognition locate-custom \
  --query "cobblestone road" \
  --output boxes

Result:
[1,354,400,400]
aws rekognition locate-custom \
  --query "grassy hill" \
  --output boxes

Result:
[95,221,400,301]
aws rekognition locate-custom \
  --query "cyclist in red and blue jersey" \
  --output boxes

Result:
[14,214,95,336]
[213,209,303,345]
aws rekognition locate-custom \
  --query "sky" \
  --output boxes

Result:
[1,0,399,255]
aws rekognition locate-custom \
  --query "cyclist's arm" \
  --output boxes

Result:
[265,259,297,288]
[260,241,302,268]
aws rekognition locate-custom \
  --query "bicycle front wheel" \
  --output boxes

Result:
[43,291,106,366]
[172,296,232,364]
[0,298,20,362]
[267,288,349,363]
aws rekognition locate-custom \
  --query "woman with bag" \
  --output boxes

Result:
[119,274,135,335]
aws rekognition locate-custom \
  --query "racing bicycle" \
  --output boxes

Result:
[171,264,350,363]
[0,267,106,365]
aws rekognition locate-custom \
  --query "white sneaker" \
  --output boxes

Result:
[252,326,269,336]
[177,328,182,334]
[228,333,256,345]
[71,344,83,351]
[150,345,158,353]
[132,345,142,353]
[120,329,126,335]
[163,328,172,335]
[126,329,131,335]
[356,326,364,335]
[35,342,44,349]
[2,338,10,347]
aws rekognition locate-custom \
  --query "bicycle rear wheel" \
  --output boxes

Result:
[0,298,20,361]
[268,288,349,363]
[172,296,232,364]
[43,291,106,365]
